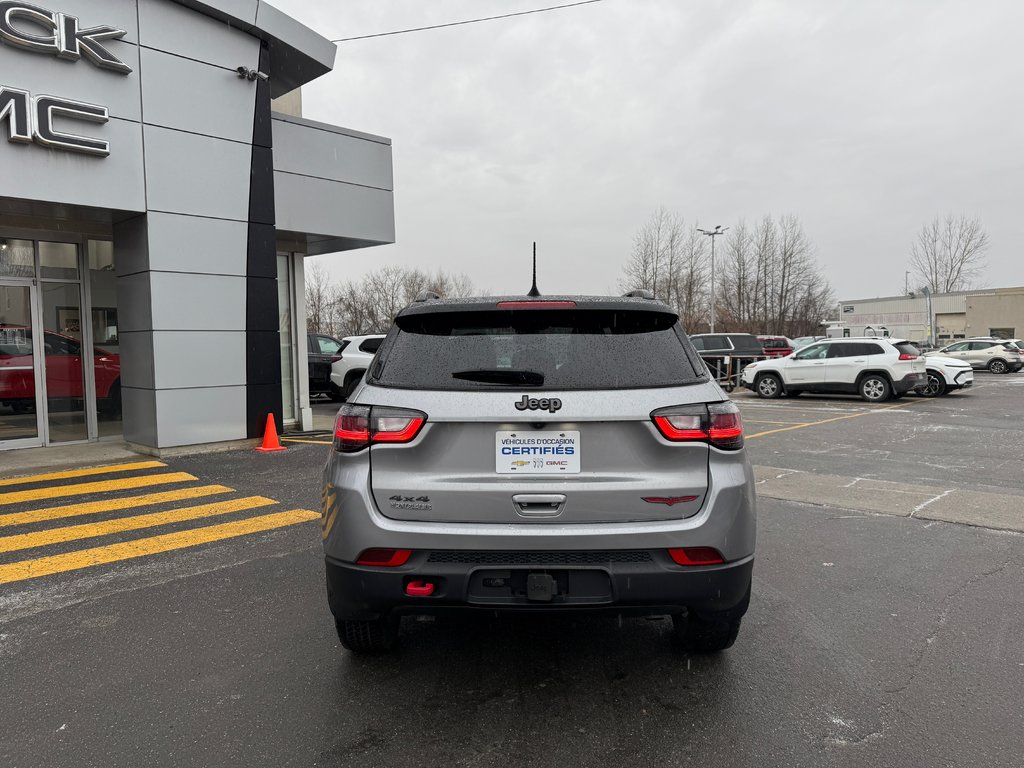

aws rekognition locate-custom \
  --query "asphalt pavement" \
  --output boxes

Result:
[1,375,1022,767]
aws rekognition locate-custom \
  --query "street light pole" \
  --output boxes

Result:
[697,225,728,333]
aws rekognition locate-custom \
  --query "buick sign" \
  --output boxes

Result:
[0,1,132,74]
[0,3,130,157]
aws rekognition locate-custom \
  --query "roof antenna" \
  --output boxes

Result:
[527,242,541,297]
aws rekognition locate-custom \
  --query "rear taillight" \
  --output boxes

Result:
[651,402,744,450]
[898,353,919,360]
[356,548,412,567]
[668,547,725,566]
[333,404,427,452]
[330,354,343,363]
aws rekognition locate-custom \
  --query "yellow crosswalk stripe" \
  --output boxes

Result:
[0,461,166,487]
[0,485,234,528]
[0,496,277,554]
[0,509,320,584]
[0,473,197,506]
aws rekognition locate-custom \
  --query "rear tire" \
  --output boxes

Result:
[673,614,742,653]
[755,374,783,399]
[859,374,891,402]
[341,372,363,401]
[328,383,345,402]
[988,359,1009,374]
[336,615,399,653]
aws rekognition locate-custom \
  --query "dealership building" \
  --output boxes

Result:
[831,286,1024,343]
[0,0,395,453]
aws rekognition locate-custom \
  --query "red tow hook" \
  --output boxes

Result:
[405,580,435,597]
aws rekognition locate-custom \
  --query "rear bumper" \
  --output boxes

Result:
[325,553,753,621]
[894,372,927,393]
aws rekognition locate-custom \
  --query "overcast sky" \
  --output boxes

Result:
[271,0,1023,301]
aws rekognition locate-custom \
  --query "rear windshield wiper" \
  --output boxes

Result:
[451,368,545,386]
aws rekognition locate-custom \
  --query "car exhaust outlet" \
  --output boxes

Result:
[405,580,436,597]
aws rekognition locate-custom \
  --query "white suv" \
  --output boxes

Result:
[329,334,385,401]
[741,338,927,402]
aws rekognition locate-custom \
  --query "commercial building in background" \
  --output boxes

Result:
[0,1,395,453]
[828,286,1024,342]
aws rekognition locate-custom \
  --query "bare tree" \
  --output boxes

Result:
[910,214,989,293]
[328,266,477,338]
[304,263,334,334]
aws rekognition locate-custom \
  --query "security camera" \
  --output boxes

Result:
[236,65,251,78]
[255,71,269,82]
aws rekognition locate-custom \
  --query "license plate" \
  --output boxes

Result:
[495,431,580,474]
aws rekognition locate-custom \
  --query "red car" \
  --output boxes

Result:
[0,326,121,413]
[757,336,794,358]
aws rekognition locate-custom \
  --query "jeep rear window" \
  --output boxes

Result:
[371,309,704,390]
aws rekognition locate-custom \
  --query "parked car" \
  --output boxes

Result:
[757,336,794,358]
[329,334,385,401]
[689,333,763,357]
[925,340,1023,374]
[791,335,826,350]
[916,355,974,397]
[741,337,927,402]
[0,325,121,413]
[308,333,347,400]
[321,294,755,653]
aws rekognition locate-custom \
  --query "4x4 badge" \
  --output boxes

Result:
[514,395,562,413]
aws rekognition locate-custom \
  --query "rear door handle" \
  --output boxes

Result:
[512,494,566,517]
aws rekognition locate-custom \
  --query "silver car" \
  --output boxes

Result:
[320,294,756,653]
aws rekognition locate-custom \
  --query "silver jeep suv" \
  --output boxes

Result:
[320,294,756,653]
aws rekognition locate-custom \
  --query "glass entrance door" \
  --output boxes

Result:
[0,282,44,449]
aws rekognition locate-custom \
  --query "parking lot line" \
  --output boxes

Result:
[746,399,923,439]
[0,485,235,528]
[0,473,197,506]
[0,509,321,585]
[0,496,278,554]
[741,420,812,426]
[0,461,167,487]
[281,438,332,445]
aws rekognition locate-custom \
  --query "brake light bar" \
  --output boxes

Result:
[651,402,744,450]
[334,405,427,452]
[496,301,577,309]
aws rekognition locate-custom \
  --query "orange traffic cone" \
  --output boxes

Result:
[256,413,287,452]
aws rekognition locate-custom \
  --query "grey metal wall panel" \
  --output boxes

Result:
[254,1,336,71]
[140,48,257,144]
[0,43,141,122]
[113,214,149,277]
[274,171,395,244]
[271,118,393,190]
[154,386,248,446]
[0,118,145,211]
[172,0,259,27]
[139,0,261,70]
[148,272,246,331]
[114,272,153,333]
[121,386,157,446]
[143,126,251,221]
[146,213,248,275]
[117,331,155,389]
[152,331,245,388]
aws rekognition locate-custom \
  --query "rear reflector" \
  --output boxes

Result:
[668,547,725,566]
[356,548,412,567]
[496,301,577,309]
